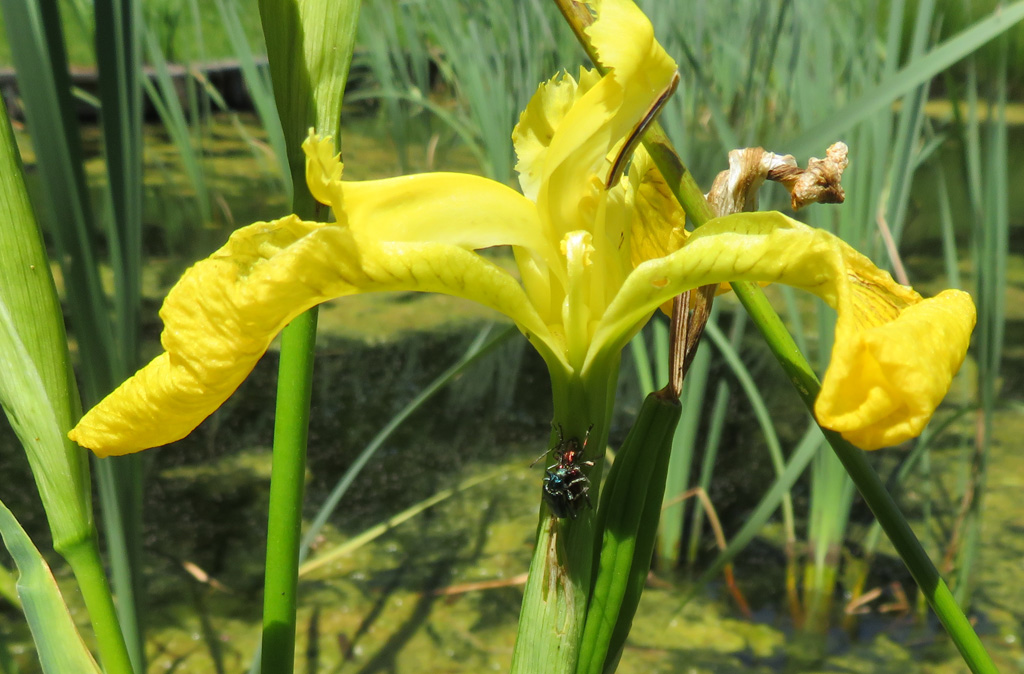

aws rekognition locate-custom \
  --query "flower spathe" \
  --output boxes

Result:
[69,0,974,457]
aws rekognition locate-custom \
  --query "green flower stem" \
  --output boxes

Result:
[256,0,358,666]
[63,540,135,674]
[260,307,318,674]
[510,365,618,674]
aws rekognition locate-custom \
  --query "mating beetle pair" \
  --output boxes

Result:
[536,425,594,520]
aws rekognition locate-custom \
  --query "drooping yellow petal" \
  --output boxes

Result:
[70,212,557,456]
[587,211,975,449]
[815,288,975,449]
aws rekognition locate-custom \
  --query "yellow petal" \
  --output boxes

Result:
[588,212,975,449]
[815,289,975,450]
[517,0,677,243]
[70,215,555,456]
[513,70,598,204]
[305,133,557,257]
[628,146,687,268]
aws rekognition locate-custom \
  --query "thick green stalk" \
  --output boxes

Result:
[261,308,318,674]
[255,2,360,670]
[62,541,135,674]
[510,365,618,674]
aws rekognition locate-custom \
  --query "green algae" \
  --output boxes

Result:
[2,113,1024,673]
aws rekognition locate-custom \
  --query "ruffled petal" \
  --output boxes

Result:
[527,0,678,243]
[70,215,556,456]
[587,211,975,449]
[513,70,596,204]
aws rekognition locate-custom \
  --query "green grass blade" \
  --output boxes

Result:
[298,468,505,577]
[954,42,1008,607]
[94,0,143,373]
[704,320,796,540]
[0,501,101,674]
[0,0,117,401]
[216,0,290,199]
[628,330,655,397]
[935,163,963,290]
[684,423,822,605]
[140,20,212,223]
[300,324,515,562]
[686,309,745,564]
[344,88,491,170]
[787,0,1024,156]
[93,2,146,667]
[658,334,710,565]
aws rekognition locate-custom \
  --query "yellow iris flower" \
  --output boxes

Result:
[69,0,974,457]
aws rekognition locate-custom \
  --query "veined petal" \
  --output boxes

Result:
[587,212,975,449]
[628,147,687,268]
[70,215,558,456]
[560,230,596,368]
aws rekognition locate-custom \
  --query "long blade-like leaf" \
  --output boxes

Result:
[0,501,101,674]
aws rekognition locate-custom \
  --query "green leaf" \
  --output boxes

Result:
[0,92,91,556]
[578,392,681,674]
[0,500,101,674]
[0,0,117,402]
[787,0,1024,156]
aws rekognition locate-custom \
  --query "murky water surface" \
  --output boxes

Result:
[2,113,1023,673]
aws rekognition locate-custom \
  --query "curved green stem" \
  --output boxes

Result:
[732,285,997,674]
[64,539,135,674]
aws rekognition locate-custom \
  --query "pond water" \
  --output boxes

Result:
[2,112,1023,673]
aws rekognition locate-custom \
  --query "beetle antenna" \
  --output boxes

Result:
[530,424,566,467]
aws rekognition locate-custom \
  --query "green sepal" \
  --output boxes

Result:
[579,391,682,674]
